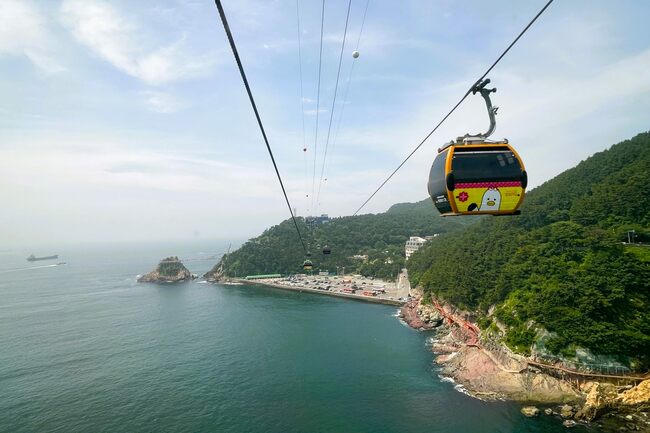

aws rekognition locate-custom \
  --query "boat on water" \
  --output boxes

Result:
[26,254,59,262]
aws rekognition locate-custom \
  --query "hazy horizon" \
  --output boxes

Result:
[2,0,649,245]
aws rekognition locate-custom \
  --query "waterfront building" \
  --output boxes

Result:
[405,234,439,260]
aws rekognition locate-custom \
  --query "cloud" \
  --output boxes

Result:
[0,136,278,197]
[60,0,219,85]
[217,0,281,30]
[304,108,328,116]
[0,0,64,73]
[496,49,650,133]
[261,38,296,52]
[140,91,186,113]
[0,136,287,244]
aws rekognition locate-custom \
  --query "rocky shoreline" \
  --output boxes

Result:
[399,290,650,431]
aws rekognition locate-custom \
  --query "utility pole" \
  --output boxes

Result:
[627,230,636,244]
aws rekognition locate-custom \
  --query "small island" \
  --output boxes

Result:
[138,256,196,283]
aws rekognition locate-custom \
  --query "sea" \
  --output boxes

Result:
[0,241,598,433]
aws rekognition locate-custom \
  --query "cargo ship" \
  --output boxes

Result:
[26,254,59,262]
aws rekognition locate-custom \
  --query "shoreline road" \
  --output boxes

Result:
[396,268,411,299]
[233,274,406,306]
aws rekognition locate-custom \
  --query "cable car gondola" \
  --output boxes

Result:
[428,79,527,216]
[322,245,331,255]
[303,259,313,271]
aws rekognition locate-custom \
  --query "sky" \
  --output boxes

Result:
[1,0,649,247]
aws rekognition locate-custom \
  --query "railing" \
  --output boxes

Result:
[527,360,648,382]
[533,355,637,375]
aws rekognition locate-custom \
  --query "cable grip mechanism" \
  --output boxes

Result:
[469,78,498,139]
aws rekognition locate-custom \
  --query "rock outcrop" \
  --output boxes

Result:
[203,258,226,282]
[574,382,618,421]
[619,379,650,411]
[521,406,540,417]
[138,256,195,283]
[571,380,650,430]
[573,380,650,423]
[399,296,443,330]
[560,404,575,418]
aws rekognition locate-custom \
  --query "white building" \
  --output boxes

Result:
[405,234,439,260]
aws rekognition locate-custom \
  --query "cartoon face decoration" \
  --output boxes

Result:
[479,188,501,211]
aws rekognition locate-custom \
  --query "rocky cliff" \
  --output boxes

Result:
[138,256,195,283]
[400,293,650,430]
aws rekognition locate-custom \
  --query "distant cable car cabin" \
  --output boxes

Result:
[322,245,331,255]
[303,259,313,271]
[428,79,527,216]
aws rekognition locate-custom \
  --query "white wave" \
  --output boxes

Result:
[438,374,488,401]
[454,383,473,397]
[393,309,411,328]
[445,351,459,360]
[438,375,471,395]
[438,375,456,384]
[196,280,208,284]
[0,264,59,273]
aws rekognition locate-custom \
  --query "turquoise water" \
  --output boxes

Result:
[0,243,595,433]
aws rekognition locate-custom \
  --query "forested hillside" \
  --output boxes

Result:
[407,132,650,366]
[207,199,466,280]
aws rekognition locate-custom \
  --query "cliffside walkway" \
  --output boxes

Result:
[431,300,649,385]
[432,300,480,345]
[526,360,649,385]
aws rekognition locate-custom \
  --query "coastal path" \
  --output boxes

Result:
[432,300,481,346]
[431,299,649,385]
[525,360,649,386]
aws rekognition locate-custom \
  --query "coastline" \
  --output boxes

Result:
[400,290,650,431]
[229,277,405,307]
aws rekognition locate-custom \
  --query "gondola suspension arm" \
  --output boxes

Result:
[468,78,498,139]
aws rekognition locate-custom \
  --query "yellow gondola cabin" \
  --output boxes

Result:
[428,140,527,216]
[428,78,527,216]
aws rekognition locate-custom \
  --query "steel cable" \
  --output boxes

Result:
[213,0,308,254]
[352,0,555,216]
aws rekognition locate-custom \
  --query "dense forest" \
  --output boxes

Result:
[207,198,469,280]
[407,132,650,367]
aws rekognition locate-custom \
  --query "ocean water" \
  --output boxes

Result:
[0,242,596,433]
